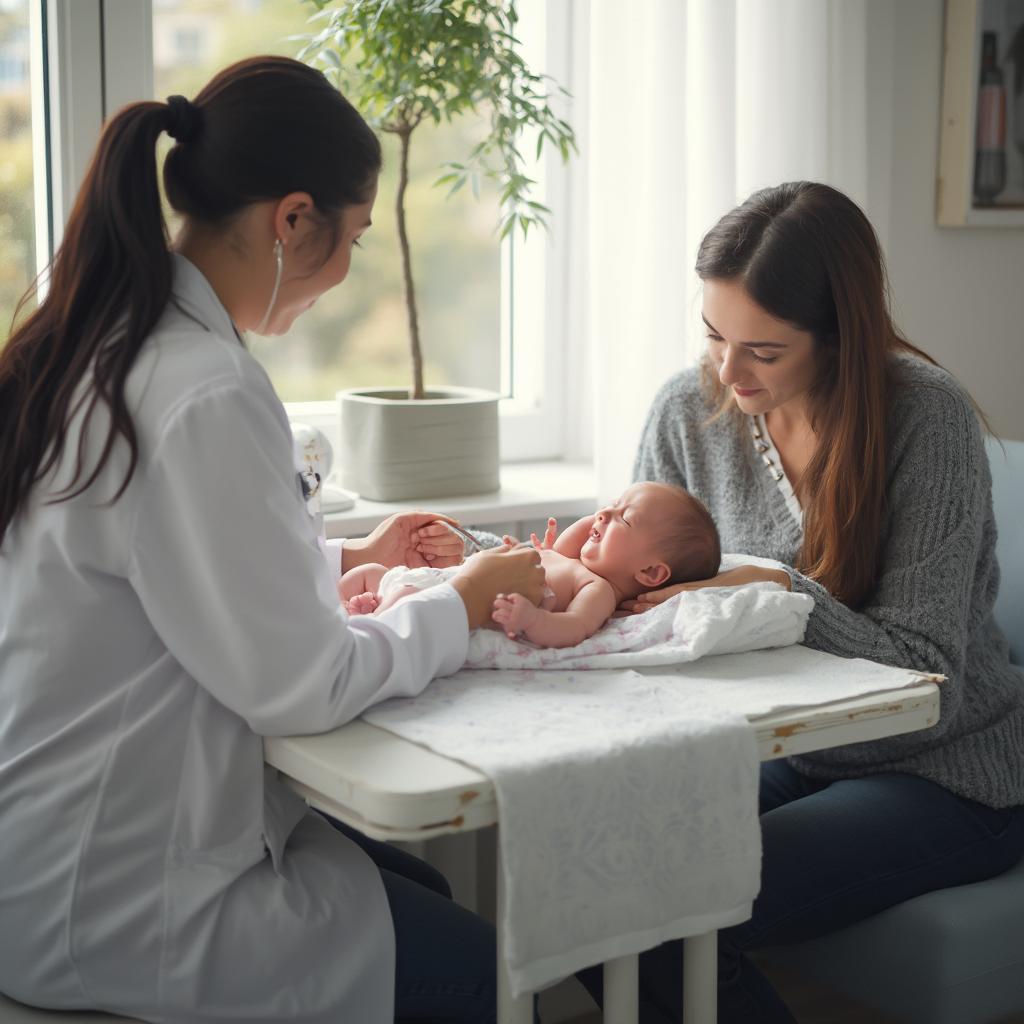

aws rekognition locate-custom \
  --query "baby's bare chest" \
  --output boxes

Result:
[538,550,604,611]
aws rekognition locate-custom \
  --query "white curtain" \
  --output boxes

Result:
[574,0,871,500]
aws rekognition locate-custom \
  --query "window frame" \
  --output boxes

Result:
[36,0,575,464]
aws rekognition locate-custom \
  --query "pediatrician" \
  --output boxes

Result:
[580,181,1024,1022]
[0,57,545,1023]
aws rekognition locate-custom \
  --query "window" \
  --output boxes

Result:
[0,0,38,342]
[30,0,574,461]
[171,27,203,62]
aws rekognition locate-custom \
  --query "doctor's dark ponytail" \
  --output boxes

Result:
[0,57,381,546]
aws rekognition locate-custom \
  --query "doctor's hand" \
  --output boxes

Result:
[616,565,792,616]
[449,544,547,630]
[343,512,465,572]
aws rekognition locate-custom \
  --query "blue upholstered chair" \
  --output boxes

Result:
[761,437,1024,1024]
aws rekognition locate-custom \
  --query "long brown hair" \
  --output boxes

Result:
[695,181,937,607]
[0,57,381,546]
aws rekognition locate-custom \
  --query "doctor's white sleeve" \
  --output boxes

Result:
[127,380,469,736]
[323,537,344,580]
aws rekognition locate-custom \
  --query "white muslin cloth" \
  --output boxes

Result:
[466,581,812,669]
[363,669,762,996]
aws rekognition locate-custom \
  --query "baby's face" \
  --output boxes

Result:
[579,483,675,584]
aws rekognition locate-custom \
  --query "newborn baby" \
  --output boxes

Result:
[338,482,720,648]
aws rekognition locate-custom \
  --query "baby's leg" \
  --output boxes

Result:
[350,565,460,616]
[337,562,388,611]
[373,583,423,615]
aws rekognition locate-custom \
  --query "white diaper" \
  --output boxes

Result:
[378,564,461,602]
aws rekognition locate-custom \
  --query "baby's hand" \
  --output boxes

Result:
[531,517,558,550]
[344,591,380,616]
[491,592,539,639]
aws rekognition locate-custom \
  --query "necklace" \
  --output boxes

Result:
[750,417,785,482]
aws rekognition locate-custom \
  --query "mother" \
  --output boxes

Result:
[0,57,544,1023]
[621,182,1024,1021]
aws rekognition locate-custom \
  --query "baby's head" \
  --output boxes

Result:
[579,482,720,599]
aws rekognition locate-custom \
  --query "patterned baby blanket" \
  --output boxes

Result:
[465,580,813,669]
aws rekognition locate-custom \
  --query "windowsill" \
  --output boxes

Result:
[324,460,596,539]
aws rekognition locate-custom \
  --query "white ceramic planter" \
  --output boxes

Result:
[337,386,501,501]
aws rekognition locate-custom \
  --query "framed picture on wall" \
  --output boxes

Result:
[937,0,1024,226]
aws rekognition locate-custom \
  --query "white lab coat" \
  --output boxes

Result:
[0,255,469,1022]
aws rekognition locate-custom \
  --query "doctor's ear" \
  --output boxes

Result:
[272,191,315,245]
[635,562,671,588]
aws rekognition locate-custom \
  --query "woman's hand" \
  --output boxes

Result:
[617,564,792,615]
[343,512,465,571]
[449,544,547,630]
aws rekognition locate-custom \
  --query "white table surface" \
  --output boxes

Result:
[265,653,940,842]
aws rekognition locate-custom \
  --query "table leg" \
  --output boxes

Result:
[604,954,639,1023]
[496,841,532,1024]
[682,931,717,1024]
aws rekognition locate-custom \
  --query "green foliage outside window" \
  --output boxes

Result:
[299,0,576,398]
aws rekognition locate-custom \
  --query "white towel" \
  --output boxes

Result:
[363,669,761,996]
[466,581,812,669]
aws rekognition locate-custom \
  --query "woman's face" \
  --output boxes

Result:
[702,278,819,419]
[260,182,378,336]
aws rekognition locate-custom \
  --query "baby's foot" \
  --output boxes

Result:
[491,592,537,639]
[345,591,380,616]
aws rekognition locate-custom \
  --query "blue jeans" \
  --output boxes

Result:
[325,817,497,1024]
[578,763,1024,1023]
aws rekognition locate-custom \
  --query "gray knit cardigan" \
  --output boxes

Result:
[633,356,1024,809]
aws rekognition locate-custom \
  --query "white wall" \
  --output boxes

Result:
[868,0,1024,441]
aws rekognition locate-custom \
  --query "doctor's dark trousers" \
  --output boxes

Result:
[324,816,499,1024]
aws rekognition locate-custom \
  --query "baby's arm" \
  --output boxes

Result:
[548,516,596,559]
[492,578,616,648]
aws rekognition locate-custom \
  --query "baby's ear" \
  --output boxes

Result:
[635,562,671,588]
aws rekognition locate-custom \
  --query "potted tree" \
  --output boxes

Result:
[300,0,576,500]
